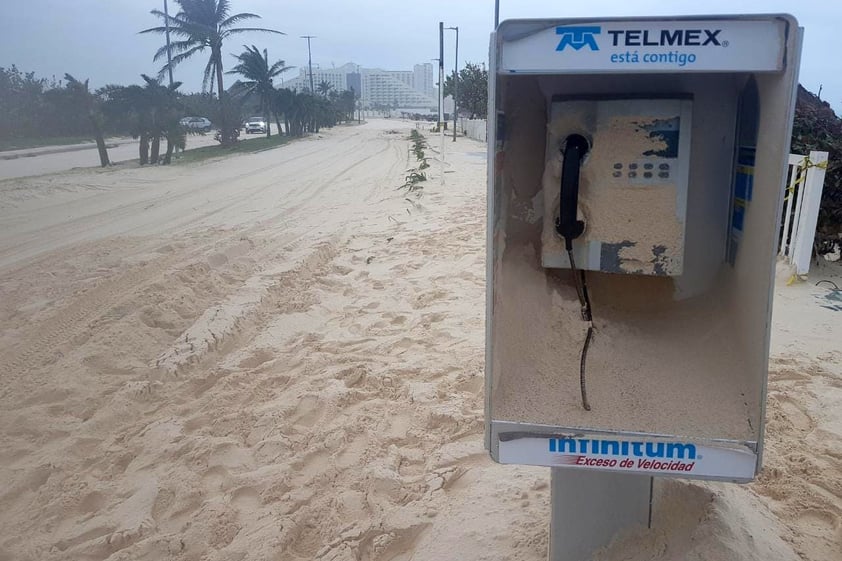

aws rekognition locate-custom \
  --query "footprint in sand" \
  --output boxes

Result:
[202,465,234,494]
[289,395,324,428]
[207,442,253,470]
[230,486,262,511]
[238,348,275,369]
[796,508,840,537]
[76,490,107,515]
[774,395,814,432]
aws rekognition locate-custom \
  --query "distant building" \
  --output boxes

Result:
[280,62,437,111]
[413,63,434,97]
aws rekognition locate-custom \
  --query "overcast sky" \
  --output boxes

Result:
[2,0,839,111]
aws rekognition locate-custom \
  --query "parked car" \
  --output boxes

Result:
[244,117,267,134]
[179,116,212,132]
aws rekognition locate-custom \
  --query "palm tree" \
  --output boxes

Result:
[273,87,295,136]
[138,75,184,164]
[103,84,151,163]
[140,0,283,144]
[316,80,333,97]
[64,75,110,167]
[104,76,184,165]
[228,45,291,138]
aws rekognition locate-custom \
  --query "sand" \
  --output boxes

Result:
[0,120,840,560]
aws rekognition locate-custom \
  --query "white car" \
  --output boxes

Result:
[179,116,212,131]
[244,117,268,134]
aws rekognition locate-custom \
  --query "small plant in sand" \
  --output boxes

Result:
[400,170,427,192]
[400,130,429,192]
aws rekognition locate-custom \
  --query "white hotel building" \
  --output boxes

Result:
[280,62,437,111]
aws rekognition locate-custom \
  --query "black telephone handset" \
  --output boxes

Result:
[555,134,590,251]
[555,134,593,411]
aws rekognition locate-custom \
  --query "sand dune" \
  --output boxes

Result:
[0,120,839,560]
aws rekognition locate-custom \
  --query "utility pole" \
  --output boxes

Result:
[301,35,316,93]
[164,0,174,86]
[494,0,500,28]
[447,26,459,141]
[439,22,445,183]
[431,58,441,121]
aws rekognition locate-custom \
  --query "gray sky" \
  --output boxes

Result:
[2,0,839,111]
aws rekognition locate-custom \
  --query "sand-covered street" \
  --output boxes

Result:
[0,120,840,560]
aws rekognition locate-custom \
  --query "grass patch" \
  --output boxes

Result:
[0,136,93,152]
[175,134,291,165]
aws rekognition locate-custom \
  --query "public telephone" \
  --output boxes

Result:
[487,14,801,486]
[486,14,802,559]
[542,98,692,276]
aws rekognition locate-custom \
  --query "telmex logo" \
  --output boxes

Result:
[555,26,725,52]
[555,26,601,51]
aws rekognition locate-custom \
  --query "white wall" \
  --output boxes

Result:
[461,118,487,142]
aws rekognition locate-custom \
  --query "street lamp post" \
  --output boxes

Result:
[446,26,459,141]
[301,35,316,93]
[431,58,441,123]
[438,22,445,183]
[163,0,174,86]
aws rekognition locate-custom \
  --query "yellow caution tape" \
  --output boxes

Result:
[784,155,829,201]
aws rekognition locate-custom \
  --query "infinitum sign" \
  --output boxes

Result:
[497,435,757,480]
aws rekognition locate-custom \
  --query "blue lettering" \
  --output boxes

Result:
[600,440,620,455]
[640,51,697,67]
[547,438,698,461]
[645,442,665,458]
[666,443,697,459]
[558,438,578,453]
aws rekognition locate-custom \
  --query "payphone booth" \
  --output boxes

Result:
[485,14,802,559]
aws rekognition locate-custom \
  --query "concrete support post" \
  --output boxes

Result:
[549,470,651,561]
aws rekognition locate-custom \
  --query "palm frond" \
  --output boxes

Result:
[153,39,203,62]
[222,27,285,37]
[167,45,207,67]
[268,61,292,77]
[215,0,232,20]
[219,12,261,28]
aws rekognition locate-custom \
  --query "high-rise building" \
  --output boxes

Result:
[413,63,434,97]
[279,62,437,111]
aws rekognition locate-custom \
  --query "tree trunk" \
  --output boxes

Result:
[89,113,109,167]
[94,132,110,167]
[284,116,290,136]
[264,95,271,138]
[273,111,283,138]
[150,136,161,164]
[139,133,149,165]
[214,48,230,146]
[163,135,175,165]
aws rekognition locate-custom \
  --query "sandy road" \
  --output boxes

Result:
[0,120,551,561]
[0,125,282,182]
[0,123,398,269]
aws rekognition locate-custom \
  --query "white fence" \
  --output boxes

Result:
[459,118,487,142]
[779,150,829,275]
